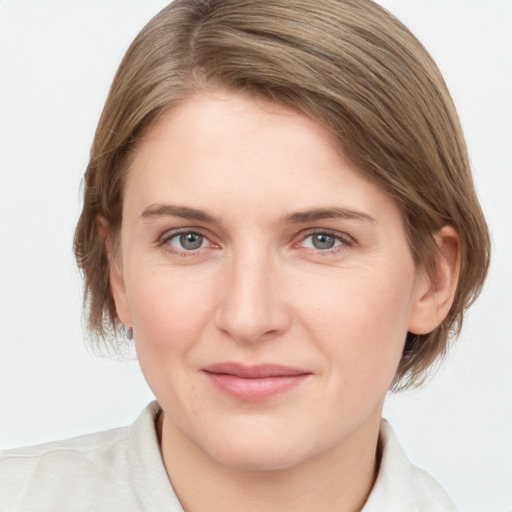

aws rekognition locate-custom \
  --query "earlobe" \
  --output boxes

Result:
[96,215,133,328]
[408,226,460,335]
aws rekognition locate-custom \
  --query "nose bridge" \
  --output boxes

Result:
[216,241,289,343]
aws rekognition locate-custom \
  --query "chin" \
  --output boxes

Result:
[209,440,308,472]
[196,418,319,472]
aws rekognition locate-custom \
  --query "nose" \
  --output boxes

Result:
[215,247,291,344]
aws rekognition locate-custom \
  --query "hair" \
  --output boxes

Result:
[74,0,490,389]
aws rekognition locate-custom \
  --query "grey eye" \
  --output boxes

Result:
[173,232,205,250]
[311,233,337,249]
[301,232,343,251]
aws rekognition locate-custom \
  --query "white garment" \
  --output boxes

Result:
[0,402,457,511]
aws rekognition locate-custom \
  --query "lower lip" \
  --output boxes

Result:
[203,372,310,401]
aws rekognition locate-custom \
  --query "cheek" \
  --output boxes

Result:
[297,266,415,379]
[126,267,215,354]
[126,268,216,413]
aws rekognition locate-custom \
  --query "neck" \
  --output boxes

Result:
[159,406,383,512]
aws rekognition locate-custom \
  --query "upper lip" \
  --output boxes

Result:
[202,362,311,379]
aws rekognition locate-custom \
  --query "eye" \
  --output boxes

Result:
[167,231,208,251]
[299,231,349,251]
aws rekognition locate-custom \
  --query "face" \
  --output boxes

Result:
[112,90,429,471]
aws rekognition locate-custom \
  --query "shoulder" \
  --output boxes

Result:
[0,402,168,512]
[0,425,134,512]
[362,419,458,512]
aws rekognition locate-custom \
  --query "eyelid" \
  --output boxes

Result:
[157,227,218,255]
[294,228,355,251]
[158,227,205,244]
[155,226,355,257]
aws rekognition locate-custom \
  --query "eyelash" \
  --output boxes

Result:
[157,228,212,257]
[157,228,354,257]
[296,229,354,255]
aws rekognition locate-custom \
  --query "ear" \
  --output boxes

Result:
[408,226,460,335]
[96,215,133,328]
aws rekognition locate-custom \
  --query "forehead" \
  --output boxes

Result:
[124,90,401,227]
[135,90,346,172]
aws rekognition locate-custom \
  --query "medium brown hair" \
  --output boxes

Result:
[74,0,490,389]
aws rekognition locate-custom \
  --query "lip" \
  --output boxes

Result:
[201,362,312,402]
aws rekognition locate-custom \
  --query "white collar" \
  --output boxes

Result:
[129,403,457,511]
[362,419,457,511]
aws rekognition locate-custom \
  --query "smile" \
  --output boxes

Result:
[201,363,312,402]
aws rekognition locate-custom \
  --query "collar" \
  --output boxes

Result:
[127,403,457,511]
[361,419,457,511]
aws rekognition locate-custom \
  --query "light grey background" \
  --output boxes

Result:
[0,2,510,511]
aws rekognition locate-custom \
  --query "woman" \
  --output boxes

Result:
[0,1,491,510]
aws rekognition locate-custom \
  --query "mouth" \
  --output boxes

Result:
[201,362,312,402]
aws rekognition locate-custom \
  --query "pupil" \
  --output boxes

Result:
[180,233,203,250]
[313,233,335,249]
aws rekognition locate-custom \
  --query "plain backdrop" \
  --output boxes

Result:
[0,1,510,511]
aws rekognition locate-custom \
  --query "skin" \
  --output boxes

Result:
[109,90,459,512]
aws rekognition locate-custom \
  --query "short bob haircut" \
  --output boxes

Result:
[74,0,490,390]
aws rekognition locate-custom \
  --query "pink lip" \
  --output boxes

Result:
[201,363,311,402]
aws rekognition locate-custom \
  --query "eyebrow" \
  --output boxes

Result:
[284,207,375,224]
[140,203,375,225]
[140,204,218,223]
